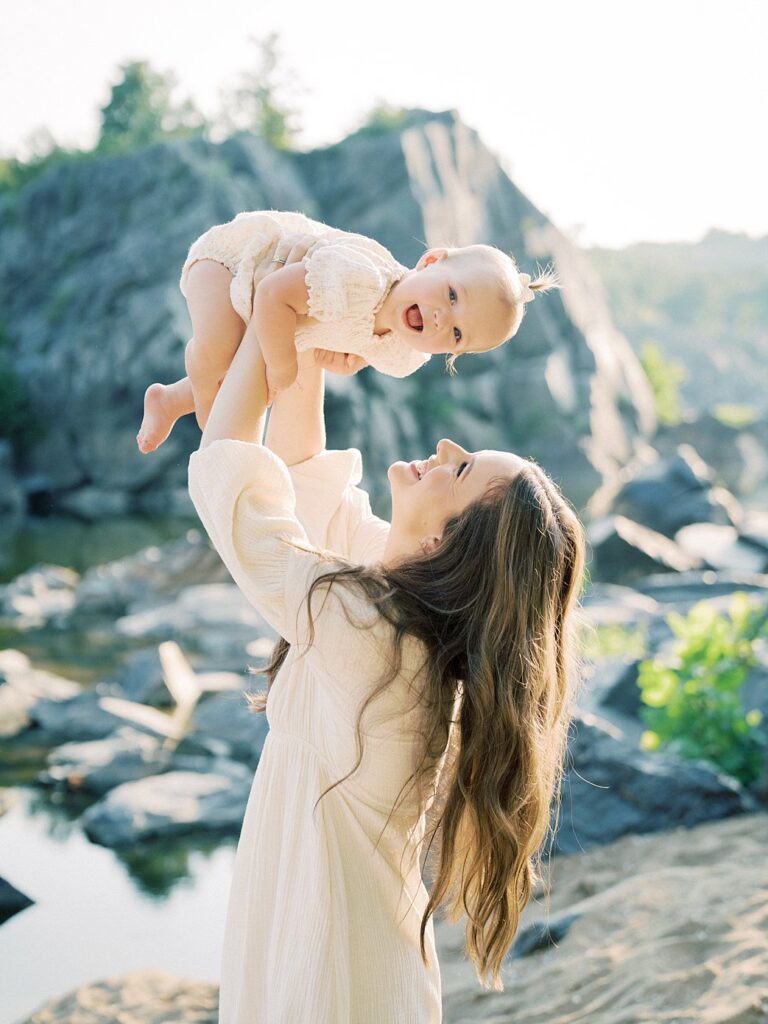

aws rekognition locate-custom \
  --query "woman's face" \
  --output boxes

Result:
[385,438,525,562]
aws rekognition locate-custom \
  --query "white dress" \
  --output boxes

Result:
[179,210,432,379]
[187,438,443,1023]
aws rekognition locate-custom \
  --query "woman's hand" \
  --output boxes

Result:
[312,349,368,375]
[252,232,329,290]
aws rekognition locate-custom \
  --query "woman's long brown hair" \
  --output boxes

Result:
[244,459,587,991]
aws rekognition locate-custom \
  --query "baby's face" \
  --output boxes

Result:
[394,249,512,356]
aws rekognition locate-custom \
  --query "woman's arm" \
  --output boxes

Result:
[265,348,369,466]
[198,328,268,450]
[264,349,326,466]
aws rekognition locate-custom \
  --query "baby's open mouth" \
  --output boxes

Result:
[403,304,423,331]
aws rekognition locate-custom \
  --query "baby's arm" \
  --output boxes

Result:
[247,261,310,403]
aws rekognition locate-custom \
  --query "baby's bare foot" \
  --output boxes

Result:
[137,383,180,453]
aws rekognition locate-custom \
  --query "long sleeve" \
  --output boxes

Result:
[286,448,390,565]
[187,439,384,658]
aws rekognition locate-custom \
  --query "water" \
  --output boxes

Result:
[0,787,235,1023]
[0,513,232,1022]
[0,514,193,585]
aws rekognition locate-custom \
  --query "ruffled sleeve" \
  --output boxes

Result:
[286,448,390,565]
[187,439,384,652]
[303,238,405,324]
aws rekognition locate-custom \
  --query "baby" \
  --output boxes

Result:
[136,209,559,453]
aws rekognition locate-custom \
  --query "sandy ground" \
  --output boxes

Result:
[435,811,768,1024]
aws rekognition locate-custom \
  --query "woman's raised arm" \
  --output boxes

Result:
[264,349,327,466]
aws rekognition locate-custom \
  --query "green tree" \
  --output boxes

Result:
[355,101,408,137]
[639,339,687,426]
[0,128,84,194]
[97,61,205,155]
[219,33,301,148]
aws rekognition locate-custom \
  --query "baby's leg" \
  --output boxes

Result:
[136,375,195,454]
[136,260,245,453]
[183,260,246,428]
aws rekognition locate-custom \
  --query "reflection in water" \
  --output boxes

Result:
[0,786,235,1021]
[0,514,193,583]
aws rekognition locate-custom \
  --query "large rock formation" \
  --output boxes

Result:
[0,108,655,515]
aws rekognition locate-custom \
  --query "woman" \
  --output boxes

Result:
[187,235,587,1023]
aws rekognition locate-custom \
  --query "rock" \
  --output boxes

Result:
[577,656,645,742]
[552,709,759,856]
[587,514,703,583]
[81,759,253,847]
[0,564,80,628]
[656,412,768,499]
[0,439,25,517]
[38,725,247,795]
[39,726,170,794]
[0,874,34,926]
[590,445,742,537]
[105,647,172,707]
[114,583,268,651]
[73,532,224,615]
[17,969,217,1023]
[0,649,82,738]
[185,690,270,768]
[27,686,139,745]
[739,509,768,555]
[675,522,768,573]
[631,568,768,604]
[53,486,132,520]
[1,110,655,516]
[580,582,659,627]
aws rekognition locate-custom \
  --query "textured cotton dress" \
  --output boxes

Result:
[179,209,432,379]
[187,438,444,1023]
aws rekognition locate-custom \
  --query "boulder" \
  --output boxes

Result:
[552,709,759,856]
[17,969,217,1023]
[0,874,34,926]
[675,522,768,574]
[81,759,253,847]
[590,445,741,537]
[587,514,703,583]
[0,649,82,738]
[656,412,768,499]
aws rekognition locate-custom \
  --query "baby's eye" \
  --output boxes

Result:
[449,287,457,304]
[453,326,462,343]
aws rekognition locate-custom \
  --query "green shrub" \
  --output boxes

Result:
[637,592,768,786]
[580,622,648,661]
[713,403,760,429]
[639,339,687,426]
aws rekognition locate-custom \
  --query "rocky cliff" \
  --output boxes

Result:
[0,108,655,517]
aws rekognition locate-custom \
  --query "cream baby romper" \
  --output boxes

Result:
[179,209,432,379]
[188,438,443,1022]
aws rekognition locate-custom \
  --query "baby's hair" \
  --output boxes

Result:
[443,245,562,377]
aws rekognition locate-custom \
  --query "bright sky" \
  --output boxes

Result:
[2,0,765,248]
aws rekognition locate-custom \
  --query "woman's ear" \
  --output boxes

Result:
[420,535,441,556]
[415,247,450,271]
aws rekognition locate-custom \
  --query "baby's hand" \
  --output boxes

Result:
[266,361,299,406]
